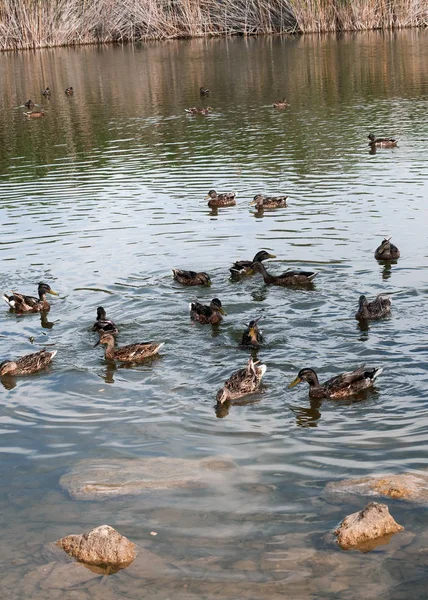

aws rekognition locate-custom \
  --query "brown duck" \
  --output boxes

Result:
[172,269,211,286]
[95,333,164,363]
[190,298,226,324]
[289,365,383,399]
[0,348,57,376]
[252,261,318,286]
[216,358,266,404]
[374,238,400,260]
[3,282,58,312]
[206,190,236,208]
[355,294,391,320]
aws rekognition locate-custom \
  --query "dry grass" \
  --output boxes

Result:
[0,0,427,50]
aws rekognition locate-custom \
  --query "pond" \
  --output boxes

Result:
[0,30,428,599]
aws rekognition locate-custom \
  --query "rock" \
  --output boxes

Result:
[60,456,240,500]
[334,502,404,551]
[324,471,428,504]
[55,525,136,571]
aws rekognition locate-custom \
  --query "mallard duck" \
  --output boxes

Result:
[189,298,226,324]
[24,99,34,108]
[230,250,276,278]
[250,194,288,210]
[273,98,289,109]
[185,107,212,115]
[42,87,51,96]
[172,269,211,286]
[216,358,266,404]
[92,306,118,335]
[95,333,164,363]
[24,110,45,118]
[240,318,263,346]
[368,134,397,148]
[200,87,210,96]
[3,282,58,312]
[288,365,383,399]
[252,261,318,286]
[206,190,236,208]
[355,294,391,320]
[65,87,74,95]
[374,238,400,260]
[0,348,57,376]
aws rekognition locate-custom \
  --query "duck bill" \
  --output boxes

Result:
[205,195,211,200]
[288,376,302,389]
[218,307,227,316]
[267,253,276,259]
[48,289,59,296]
[249,200,256,205]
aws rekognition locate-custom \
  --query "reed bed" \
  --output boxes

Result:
[0,0,427,50]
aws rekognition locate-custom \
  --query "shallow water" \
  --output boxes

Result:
[1,30,428,599]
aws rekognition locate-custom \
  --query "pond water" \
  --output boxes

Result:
[1,30,428,599]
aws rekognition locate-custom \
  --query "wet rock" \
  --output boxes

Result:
[324,471,428,504]
[60,456,240,500]
[55,525,136,571]
[334,502,404,551]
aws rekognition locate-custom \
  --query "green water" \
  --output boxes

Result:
[0,30,428,599]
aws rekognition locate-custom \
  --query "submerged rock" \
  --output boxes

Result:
[60,456,239,500]
[334,502,404,551]
[55,525,136,571]
[324,471,428,504]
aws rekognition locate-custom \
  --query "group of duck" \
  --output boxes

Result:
[1,236,399,408]
[22,86,73,118]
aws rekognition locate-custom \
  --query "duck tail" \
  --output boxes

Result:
[308,272,319,281]
[372,367,383,380]
[49,350,58,359]
[154,342,165,354]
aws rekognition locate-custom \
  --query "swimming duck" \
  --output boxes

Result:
[189,298,226,324]
[65,87,74,95]
[216,358,266,404]
[206,190,236,208]
[95,333,164,363]
[172,269,211,286]
[252,261,318,286]
[368,134,397,148]
[200,87,210,96]
[24,99,34,108]
[0,348,57,376]
[42,87,51,96]
[24,110,45,118]
[288,365,383,399]
[240,318,263,346]
[355,294,391,320]
[273,98,289,109]
[374,238,400,260]
[3,282,58,312]
[185,107,212,115]
[92,306,118,335]
[251,194,288,210]
[230,250,276,278]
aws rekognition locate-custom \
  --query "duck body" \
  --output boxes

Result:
[24,99,34,108]
[216,358,266,404]
[273,98,289,109]
[96,333,163,363]
[190,298,225,324]
[92,306,118,335]
[206,190,236,208]
[24,111,44,118]
[289,365,383,399]
[65,87,74,95]
[368,134,397,148]
[0,348,57,376]
[3,282,58,312]
[251,194,288,210]
[200,87,210,96]
[240,318,263,347]
[230,250,276,279]
[172,269,211,286]
[355,294,391,320]
[253,261,318,286]
[185,107,212,115]
[374,238,400,260]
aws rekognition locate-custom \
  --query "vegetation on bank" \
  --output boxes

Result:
[0,0,427,50]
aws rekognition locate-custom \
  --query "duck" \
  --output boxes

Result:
[189,298,226,324]
[240,318,263,346]
[200,87,210,96]
[3,282,58,312]
[250,194,288,210]
[355,294,391,320]
[92,306,119,335]
[252,261,318,286]
[24,110,45,118]
[65,87,74,95]
[273,98,289,109]
[230,250,276,278]
[216,358,266,405]
[24,99,34,108]
[185,107,212,115]
[42,87,51,96]
[368,134,397,148]
[95,333,164,363]
[206,190,236,208]
[0,348,57,376]
[288,365,383,399]
[374,238,400,260]
[172,269,211,286]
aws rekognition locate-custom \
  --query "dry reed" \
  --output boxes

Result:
[0,0,427,50]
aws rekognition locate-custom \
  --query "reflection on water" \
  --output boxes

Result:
[0,29,428,599]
